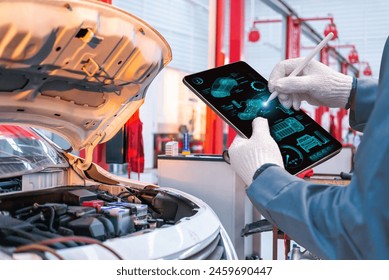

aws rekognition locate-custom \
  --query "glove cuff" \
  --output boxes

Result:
[328,73,353,108]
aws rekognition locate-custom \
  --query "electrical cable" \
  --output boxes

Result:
[124,186,140,195]
[0,227,42,243]
[37,236,123,260]
[14,244,64,260]
[117,190,131,198]
[25,213,41,223]
[14,205,34,216]
[2,235,32,246]
[34,223,49,231]
[34,204,55,233]
[30,229,68,249]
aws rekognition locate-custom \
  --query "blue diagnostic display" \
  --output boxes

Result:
[183,61,342,175]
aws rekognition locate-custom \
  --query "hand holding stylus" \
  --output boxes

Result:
[265,32,334,107]
[267,32,354,110]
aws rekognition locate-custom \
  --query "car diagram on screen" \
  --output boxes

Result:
[314,130,330,144]
[237,95,271,120]
[276,105,294,115]
[297,134,324,152]
[271,117,305,141]
[211,77,238,98]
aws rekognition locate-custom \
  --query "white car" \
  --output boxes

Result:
[0,0,237,260]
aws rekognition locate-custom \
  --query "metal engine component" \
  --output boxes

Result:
[0,187,167,248]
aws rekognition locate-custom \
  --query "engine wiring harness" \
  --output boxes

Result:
[0,185,196,260]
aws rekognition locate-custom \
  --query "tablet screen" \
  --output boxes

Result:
[183,61,342,175]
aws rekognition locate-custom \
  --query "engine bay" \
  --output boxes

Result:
[0,184,198,259]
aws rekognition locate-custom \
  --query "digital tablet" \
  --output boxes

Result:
[183,61,342,175]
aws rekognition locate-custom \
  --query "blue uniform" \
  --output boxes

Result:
[247,37,389,260]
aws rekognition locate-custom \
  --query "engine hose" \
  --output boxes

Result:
[1,235,32,246]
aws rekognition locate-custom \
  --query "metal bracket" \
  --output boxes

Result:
[81,57,100,77]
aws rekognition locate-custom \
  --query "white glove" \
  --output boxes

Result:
[268,58,353,110]
[228,117,284,186]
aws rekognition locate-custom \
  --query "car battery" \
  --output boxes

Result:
[101,206,134,236]
[107,202,148,219]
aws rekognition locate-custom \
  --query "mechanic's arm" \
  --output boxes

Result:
[229,119,357,259]
[244,69,389,258]
[229,115,389,259]
[268,58,379,132]
[246,165,353,259]
[348,78,378,131]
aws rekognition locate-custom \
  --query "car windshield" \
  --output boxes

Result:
[0,125,68,179]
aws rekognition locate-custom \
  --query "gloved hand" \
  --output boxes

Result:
[268,58,353,110]
[228,117,284,186]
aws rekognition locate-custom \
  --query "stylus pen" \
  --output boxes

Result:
[265,32,334,104]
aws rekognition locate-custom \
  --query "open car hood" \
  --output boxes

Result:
[0,0,171,152]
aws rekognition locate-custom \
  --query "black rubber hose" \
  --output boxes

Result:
[1,235,32,246]
[0,227,41,243]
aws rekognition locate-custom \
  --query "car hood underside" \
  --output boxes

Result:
[0,0,172,152]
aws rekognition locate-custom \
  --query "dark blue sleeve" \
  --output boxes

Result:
[349,78,378,132]
[246,36,389,260]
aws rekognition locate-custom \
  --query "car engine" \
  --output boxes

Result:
[0,184,198,259]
